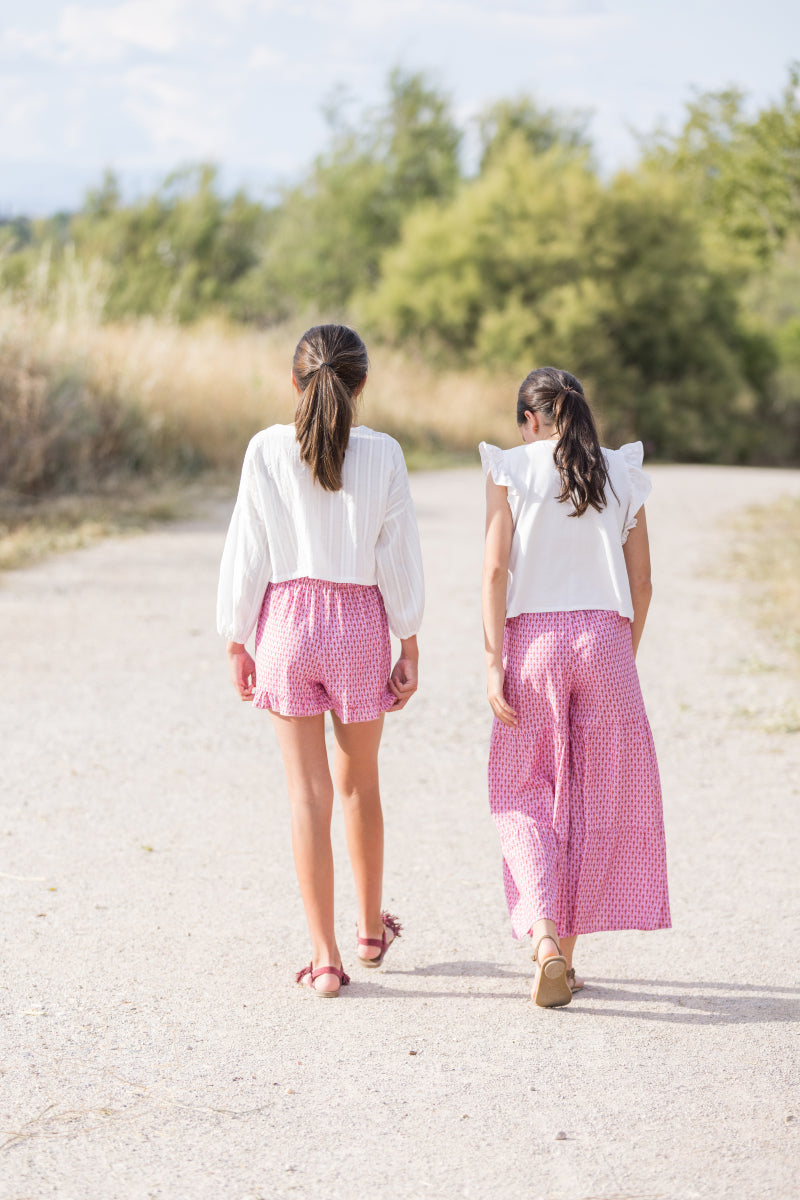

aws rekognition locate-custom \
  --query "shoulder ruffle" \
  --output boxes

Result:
[478,442,510,486]
[478,441,520,515]
[618,441,652,544]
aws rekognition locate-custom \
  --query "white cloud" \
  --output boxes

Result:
[0,1,214,66]
[290,0,618,33]
[247,44,285,72]
[0,79,50,159]
[122,65,229,158]
[2,28,58,62]
[0,0,620,74]
[0,0,787,214]
[57,0,190,62]
[204,0,260,18]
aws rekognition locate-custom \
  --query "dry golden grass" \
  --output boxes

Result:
[66,317,522,467]
[1,289,521,476]
[731,494,800,668]
[0,483,203,571]
[0,280,522,568]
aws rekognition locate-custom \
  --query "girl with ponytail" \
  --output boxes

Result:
[218,325,424,997]
[480,366,670,1008]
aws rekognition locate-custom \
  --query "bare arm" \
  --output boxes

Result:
[622,507,652,657]
[227,640,256,701]
[387,635,419,711]
[482,474,517,727]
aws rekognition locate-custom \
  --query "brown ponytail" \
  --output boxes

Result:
[292,325,369,491]
[517,367,612,517]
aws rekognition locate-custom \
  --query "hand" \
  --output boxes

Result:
[227,642,256,701]
[487,663,517,727]
[387,654,418,711]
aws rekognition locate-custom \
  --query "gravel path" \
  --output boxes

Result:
[1,464,799,1200]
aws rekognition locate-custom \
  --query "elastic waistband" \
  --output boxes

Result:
[268,576,381,596]
[507,608,625,624]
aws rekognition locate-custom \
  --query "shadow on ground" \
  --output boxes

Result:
[359,962,800,1023]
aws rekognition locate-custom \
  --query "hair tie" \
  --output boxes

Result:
[319,360,335,369]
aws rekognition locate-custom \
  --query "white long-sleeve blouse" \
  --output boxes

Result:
[217,424,425,643]
[479,439,651,621]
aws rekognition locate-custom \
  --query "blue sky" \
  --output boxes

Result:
[0,0,796,215]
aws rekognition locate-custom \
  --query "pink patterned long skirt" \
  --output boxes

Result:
[489,610,671,939]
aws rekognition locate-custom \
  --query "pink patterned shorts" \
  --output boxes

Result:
[489,610,671,940]
[253,577,394,724]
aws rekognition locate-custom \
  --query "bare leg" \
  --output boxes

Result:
[270,712,342,994]
[531,918,561,967]
[560,935,577,968]
[559,935,584,989]
[331,713,394,960]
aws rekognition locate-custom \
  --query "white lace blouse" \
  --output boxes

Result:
[479,439,651,621]
[218,424,425,642]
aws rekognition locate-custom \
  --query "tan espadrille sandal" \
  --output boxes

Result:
[531,934,572,1008]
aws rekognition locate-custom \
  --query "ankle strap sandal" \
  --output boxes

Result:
[530,934,572,1009]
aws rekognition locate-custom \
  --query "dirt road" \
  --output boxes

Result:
[1,464,799,1199]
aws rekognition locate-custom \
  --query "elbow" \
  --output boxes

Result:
[630,577,652,600]
[483,563,507,586]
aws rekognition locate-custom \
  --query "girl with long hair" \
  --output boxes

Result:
[218,325,423,997]
[480,366,670,1008]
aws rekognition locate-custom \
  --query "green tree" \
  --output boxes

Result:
[382,66,462,206]
[248,68,462,318]
[553,172,773,460]
[642,64,800,460]
[70,164,268,321]
[644,64,800,272]
[363,136,599,358]
[83,169,121,219]
[477,95,592,170]
[366,140,772,460]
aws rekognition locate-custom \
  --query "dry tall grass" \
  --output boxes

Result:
[1,264,521,501]
[0,273,521,566]
[732,495,800,666]
[40,315,520,469]
[0,259,527,567]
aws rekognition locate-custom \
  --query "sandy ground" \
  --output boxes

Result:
[1,464,799,1200]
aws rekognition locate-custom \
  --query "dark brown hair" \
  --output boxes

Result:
[517,366,611,517]
[293,325,369,491]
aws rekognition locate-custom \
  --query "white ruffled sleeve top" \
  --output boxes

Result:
[218,424,425,642]
[479,439,651,621]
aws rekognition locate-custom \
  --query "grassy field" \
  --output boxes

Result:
[0,289,527,566]
[730,495,800,669]
[0,484,210,572]
[0,293,521,474]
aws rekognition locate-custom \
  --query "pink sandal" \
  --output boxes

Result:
[357,911,402,968]
[296,962,350,998]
